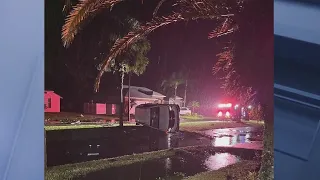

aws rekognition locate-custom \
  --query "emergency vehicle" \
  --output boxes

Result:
[215,103,243,121]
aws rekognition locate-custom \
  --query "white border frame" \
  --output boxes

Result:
[275,1,320,45]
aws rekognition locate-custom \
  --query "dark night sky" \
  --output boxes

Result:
[45,0,273,109]
[129,19,223,99]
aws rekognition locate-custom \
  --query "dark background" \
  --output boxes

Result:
[45,0,271,112]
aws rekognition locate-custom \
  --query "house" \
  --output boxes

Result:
[89,90,122,115]
[164,96,184,107]
[44,90,62,113]
[83,102,107,115]
[123,85,166,115]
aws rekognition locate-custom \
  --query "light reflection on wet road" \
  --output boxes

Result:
[204,152,240,171]
[203,127,263,149]
[78,149,253,180]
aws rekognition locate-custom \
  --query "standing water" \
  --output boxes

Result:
[46,126,262,166]
[202,127,263,149]
[75,150,247,180]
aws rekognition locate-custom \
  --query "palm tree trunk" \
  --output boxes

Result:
[184,79,187,107]
[258,104,274,180]
[174,86,177,103]
[119,70,124,127]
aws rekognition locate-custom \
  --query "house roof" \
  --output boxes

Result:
[123,85,166,100]
[44,90,63,98]
[172,96,183,100]
[164,96,183,100]
[137,103,180,109]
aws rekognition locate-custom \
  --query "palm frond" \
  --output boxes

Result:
[62,0,123,47]
[94,0,245,92]
[213,43,256,104]
[208,18,238,39]
[213,46,234,75]
[153,0,168,17]
[62,0,74,15]
[94,13,185,92]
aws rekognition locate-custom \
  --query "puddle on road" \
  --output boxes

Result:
[75,152,242,180]
[202,127,263,147]
[204,152,240,170]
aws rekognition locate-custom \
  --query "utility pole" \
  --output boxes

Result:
[119,66,124,127]
[128,72,131,121]
[184,79,188,107]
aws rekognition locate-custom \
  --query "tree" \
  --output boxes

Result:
[180,66,191,107]
[61,0,272,178]
[96,17,151,127]
[250,103,263,120]
[46,0,151,111]
[161,72,185,101]
[60,0,242,93]
[101,36,151,126]
[212,1,273,179]
[188,100,200,114]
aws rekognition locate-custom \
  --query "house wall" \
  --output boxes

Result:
[106,104,118,115]
[96,103,106,114]
[84,103,106,114]
[44,92,60,113]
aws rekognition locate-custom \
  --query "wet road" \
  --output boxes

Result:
[46,127,211,166]
[180,118,228,122]
[75,148,259,180]
[46,126,262,167]
[203,127,263,150]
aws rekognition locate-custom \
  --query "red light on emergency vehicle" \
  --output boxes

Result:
[218,103,232,108]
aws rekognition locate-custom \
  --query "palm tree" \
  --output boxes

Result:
[61,0,241,93]
[61,0,272,178]
[180,66,191,107]
[101,35,151,127]
[96,17,151,127]
[161,72,184,102]
[188,100,200,114]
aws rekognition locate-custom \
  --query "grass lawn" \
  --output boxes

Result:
[45,123,137,131]
[45,149,178,180]
[45,124,103,131]
[243,120,264,126]
[45,112,118,121]
[180,121,255,132]
[45,120,262,131]
[184,160,259,180]
[180,114,205,120]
